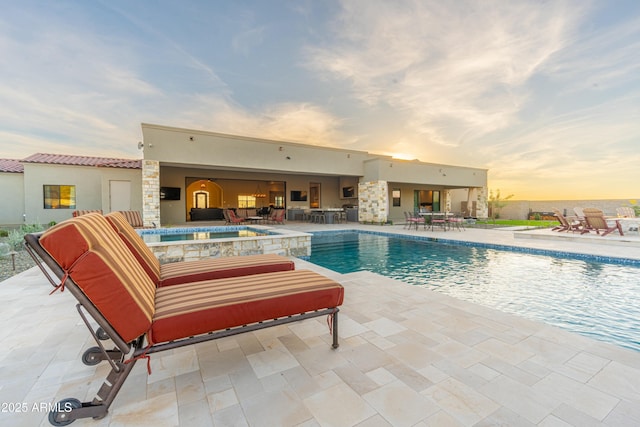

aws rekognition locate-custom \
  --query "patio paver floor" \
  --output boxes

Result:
[1,223,639,426]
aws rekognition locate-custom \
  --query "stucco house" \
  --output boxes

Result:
[0,154,142,227]
[1,124,488,227]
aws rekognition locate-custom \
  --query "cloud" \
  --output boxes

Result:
[305,0,586,147]
[175,96,352,149]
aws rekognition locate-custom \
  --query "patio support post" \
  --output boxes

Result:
[142,160,160,227]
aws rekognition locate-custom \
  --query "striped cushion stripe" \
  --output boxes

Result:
[73,209,103,217]
[159,254,294,286]
[151,269,344,344]
[105,212,161,282]
[118,210,144,227]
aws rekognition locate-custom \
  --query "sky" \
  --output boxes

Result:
[0,0,639,201]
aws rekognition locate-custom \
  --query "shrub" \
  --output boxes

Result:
[7,229,24,251]
[5,223,45,250]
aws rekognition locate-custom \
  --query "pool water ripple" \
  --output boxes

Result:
[310,232,640,351]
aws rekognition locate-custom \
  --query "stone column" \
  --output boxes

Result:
[357,181,388,223]
[142,160,160,227]
[444,189,451,212]
[475,186,489,219]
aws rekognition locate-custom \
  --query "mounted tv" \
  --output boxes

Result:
[290,190,307,201]
[342,186,355,198]
[160,187,180,200]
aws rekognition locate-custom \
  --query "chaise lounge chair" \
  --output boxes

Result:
[580,208,624,237]
[616,207,636,218]
[552,208,582,232]
[104,212,295,286]
[24,213,344,425]
[72,209,103,217]
[267,208,286,224]
[116,210,154,229]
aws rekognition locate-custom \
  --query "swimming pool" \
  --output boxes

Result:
[310,231,640,352]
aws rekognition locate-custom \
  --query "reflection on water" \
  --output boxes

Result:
[310,232,640,352]
[142,229,269,243]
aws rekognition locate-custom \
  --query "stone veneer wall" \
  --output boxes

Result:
[476,187,488,218]
[358,180,388,223]
[142,160,160,227]
[148,233,311,263]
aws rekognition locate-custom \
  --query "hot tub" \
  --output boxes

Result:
[138,225,311,263]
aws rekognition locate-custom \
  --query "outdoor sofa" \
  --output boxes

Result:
[23,213,344,425]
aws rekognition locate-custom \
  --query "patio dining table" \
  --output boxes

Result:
[246,216,264,224]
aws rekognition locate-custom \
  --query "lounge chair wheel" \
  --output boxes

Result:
[48,398,82,426]
[81,347,103,366]
[95,327,109,340]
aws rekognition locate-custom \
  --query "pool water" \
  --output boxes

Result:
[310,232,640,352]
[141,228,270,243]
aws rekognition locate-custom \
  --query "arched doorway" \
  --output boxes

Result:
[186,179,223,220]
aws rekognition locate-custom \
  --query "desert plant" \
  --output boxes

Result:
[21,223,44,233]
[5,223,45,250]
[6,229,24,251]
[488,189,514,223]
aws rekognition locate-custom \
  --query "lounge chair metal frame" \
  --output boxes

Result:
[24,233,339,426]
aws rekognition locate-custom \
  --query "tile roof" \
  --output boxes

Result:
[0,159,24,173]
[21,153,141,169]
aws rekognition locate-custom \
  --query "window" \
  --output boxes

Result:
[44,185,76,209]
[392,188,401,207]
[238,195,257,209]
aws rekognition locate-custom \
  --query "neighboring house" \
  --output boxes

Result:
[1,154,142,226]
[1,125,489,227]
[0,159,25,227]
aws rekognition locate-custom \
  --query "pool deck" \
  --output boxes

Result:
[1,223,640,426]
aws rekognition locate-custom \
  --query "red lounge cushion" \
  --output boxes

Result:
[150,269,344,344]
[159,254,295,287]
[40,213,156,342]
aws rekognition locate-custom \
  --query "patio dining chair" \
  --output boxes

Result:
[415,212,427,230]
[446,212,465,231]
[226,209,245,224]
[429,212,447,231]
